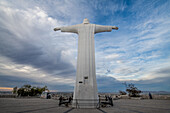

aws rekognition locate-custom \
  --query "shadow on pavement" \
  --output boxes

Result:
[15,106,57,113]
[63,108,74,113]
[97,108,107,113]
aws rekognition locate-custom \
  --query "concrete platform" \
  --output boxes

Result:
[0,98,170,113]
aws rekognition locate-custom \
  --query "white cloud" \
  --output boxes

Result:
[0,0,170,91]
[105,54,119,59]
[0,1,77,87]
[94,0,170,83]
[0,55,75,85]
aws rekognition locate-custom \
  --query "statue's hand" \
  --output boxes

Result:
[112,26,118,30]
[54,27,61,31]
[115,27,118,30]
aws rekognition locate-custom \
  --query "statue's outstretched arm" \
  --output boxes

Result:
[95,25,118,34]
[54,25,78,34]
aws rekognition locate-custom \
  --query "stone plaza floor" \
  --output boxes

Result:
[0,98,170,113]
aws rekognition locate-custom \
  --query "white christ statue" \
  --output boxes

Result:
[54,18,118,108]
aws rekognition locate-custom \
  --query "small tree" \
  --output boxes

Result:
[119,90,127,95]
[17,88,25,96]
[126,83,142,97]
[13,86,17,94]
[17,85,48,96]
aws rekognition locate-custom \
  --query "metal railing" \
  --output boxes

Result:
[58,98,113,108]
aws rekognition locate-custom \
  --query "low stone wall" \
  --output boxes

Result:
[141,95,149,99]
[122,94,170,100]
[152,95,170,100]
[119,95,130,99]
[0,94,17,98]
[140,94,170,100]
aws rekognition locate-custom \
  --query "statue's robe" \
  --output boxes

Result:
[61,24,112,108]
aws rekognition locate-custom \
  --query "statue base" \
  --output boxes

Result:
[72,99,99,108]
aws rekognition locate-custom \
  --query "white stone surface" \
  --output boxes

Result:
[54,18,118,108]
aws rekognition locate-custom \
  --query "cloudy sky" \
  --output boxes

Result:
[0,0,170,92]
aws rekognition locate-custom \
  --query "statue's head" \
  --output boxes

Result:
[83,18,90,24]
